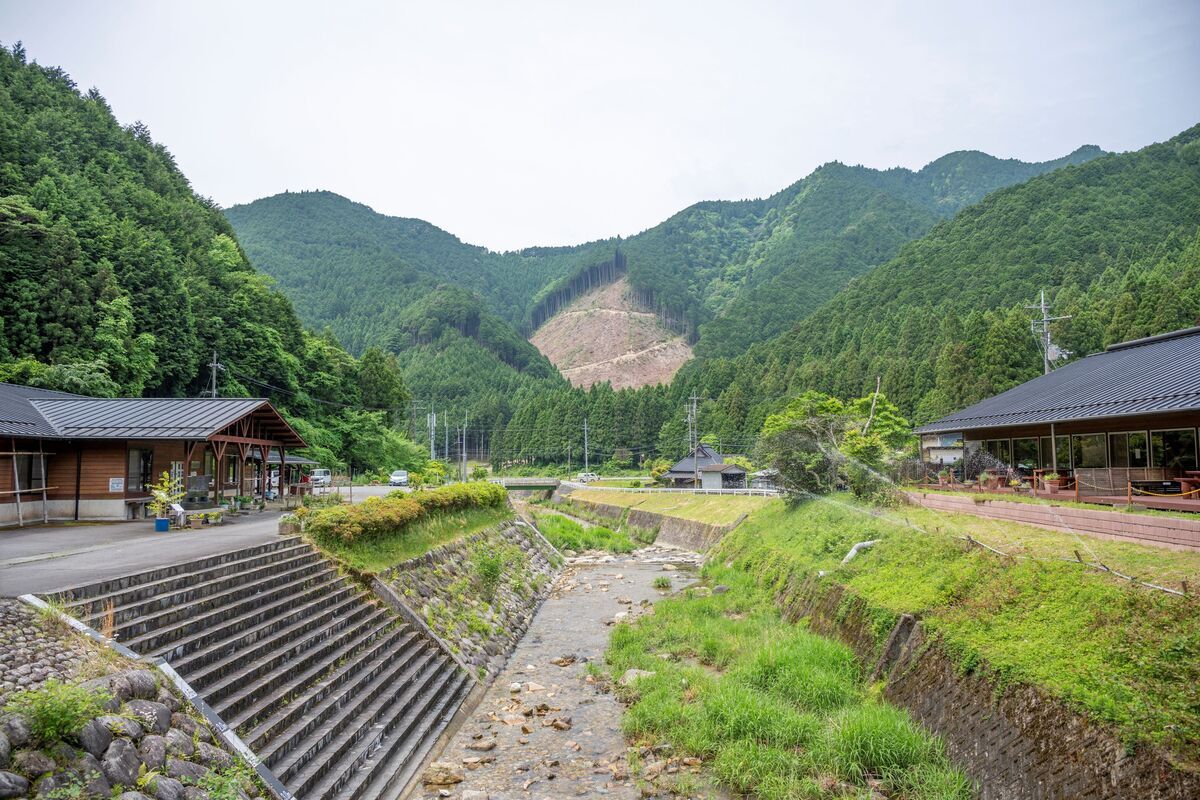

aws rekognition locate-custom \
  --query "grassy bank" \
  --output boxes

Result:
[571,489,770,525]
[532,511,635,553]
[307,506,513,572]
[715,495,1200,764]
[606,566,970,799]
[914,487,1200,521]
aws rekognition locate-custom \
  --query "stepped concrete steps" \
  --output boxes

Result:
[126,573,355,658]
[55,537,305,604]
[78,547,324,628]
[211,613,409,726]
[345,670,472,800]
[287,656,456,800]
[254,639,432,764]
[46,537,476,800]
[106,560,338,641]
[194,602,391,702]
[168,587,373,678]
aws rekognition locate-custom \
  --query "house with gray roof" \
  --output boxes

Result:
[662,443,747,489]
[916,325,1200,503]
[0,382,307,525]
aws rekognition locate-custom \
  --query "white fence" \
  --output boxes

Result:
[564,481,779,497]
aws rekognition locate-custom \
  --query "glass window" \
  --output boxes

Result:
[986,440,1011,466]
[1012,438,1039,472]
[1152,429,1197,471]
[127,448,152,492]
[1110,432,1149,469]
[13,454,46,490]
[1071,434,1107,469]
[1109,433,1129,468]
[1040,435,1071,470]
[1128,432,1148,468]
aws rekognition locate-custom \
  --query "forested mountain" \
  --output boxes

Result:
[674,124,1200,452]
[0,43,423,471]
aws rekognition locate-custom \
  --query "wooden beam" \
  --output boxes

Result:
[209,434,285,448]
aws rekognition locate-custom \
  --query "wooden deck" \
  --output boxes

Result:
[1085,494,1200,513]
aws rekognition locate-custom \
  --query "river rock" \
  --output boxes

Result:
[165,757,208,782]
[0,732,8,769]
[164,729,195,758]
[113,671,158,701]
[97,714,143,740]
[0,717,30,750]
[12,749,55,776]
[101,738,142,786]
[150,775,186,800]
[139,735,167,770]
[619,668,655,686]
[74,718,113,758]
[422,761,464,785]
[116,793,153,800]
[126,700,171,735]
[195,741,232,769]
[0,771,28,799]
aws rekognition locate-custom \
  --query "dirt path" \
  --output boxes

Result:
[420,547,700,799]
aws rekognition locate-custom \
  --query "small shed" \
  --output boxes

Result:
[699,462,747,490]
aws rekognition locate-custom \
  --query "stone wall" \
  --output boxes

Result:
[383,523,560,679]
[0,668,253,799]
[0,601,91,704]
[787,578,1200,799]
[556,494,736,552]
[906,490,1200,550]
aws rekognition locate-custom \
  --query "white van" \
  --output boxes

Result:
[310,468,332,487]
[577,472,600,483]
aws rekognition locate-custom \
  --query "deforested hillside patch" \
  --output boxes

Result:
[530,276,693,389]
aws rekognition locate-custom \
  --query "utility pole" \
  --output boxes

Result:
[209,351,222,398]
[428,412,436,460]
[444,411,449,462]
[461,415,468,481]
[583,417,589,474]
[1026,290,1071,375]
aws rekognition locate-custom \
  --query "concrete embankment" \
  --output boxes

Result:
[550,488,740,551]
[783,577,1200,799]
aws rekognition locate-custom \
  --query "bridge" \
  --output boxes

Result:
[491,477,562,491]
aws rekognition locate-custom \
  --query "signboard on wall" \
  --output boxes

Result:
[108,477,124,493]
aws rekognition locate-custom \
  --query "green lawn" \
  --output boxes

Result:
[606,567,970,799]
[714,495,1200,764]
[307,506,513,573]
[572,489,771,526]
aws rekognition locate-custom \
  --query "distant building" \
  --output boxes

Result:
[916,326,1200,497]
[0,383,307,526]
[662,444,747,489]
[921,433,964,465]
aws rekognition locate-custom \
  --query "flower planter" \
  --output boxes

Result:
[1045,480,1062,494]
[189,518,203,529]
[154,518,170,533]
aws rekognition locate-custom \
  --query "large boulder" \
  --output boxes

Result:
[148,775,185,800]
[138,735,167,771]
[0,717,30,750]
[125,700,171,736]
[112,672,158,702]
[101,738,142,787]
[12,749,55,776]
[97,715,143,740]
[73,719,112,759]
[164,757,209,783]
[0,771,28,799]
[163,729,194,758]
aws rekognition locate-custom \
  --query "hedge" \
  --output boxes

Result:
[302,482,507,543]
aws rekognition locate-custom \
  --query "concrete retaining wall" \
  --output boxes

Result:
[555,493,735,552]
[785,579,1200,799]
[905,490,1200,550]
[382,522,560,678]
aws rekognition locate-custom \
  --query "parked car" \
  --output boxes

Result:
[577,472,600,483]
[388,470,409,487]
[310,468,332,487]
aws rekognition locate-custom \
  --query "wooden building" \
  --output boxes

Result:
[0,383,307,526]
[916,326,1200,502]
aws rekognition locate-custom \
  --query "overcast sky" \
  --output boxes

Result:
[3,1,1198,250]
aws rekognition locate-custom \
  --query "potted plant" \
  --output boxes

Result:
[1044,472,1063,494]
[207,512,222,526]
[188,514,204,529]
[147,472,184,532]
[937,469,951,486]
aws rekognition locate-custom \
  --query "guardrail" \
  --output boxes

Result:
[563,481,779,496]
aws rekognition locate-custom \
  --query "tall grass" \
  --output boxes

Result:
[605,568,971,800]
[533,512,635,553]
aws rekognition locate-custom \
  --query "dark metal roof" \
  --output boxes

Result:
[665,444,724,476]
[0,383,76,437]
[265,449,319,465]
[916,327,1200,434]
[0,383,305,446]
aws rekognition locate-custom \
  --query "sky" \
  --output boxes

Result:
[2,1,1199,251]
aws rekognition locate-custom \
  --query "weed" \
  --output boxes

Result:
[5,679,110,743]
[533,513,635,553]
[653,576,672,590]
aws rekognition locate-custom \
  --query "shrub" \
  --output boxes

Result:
[473,550,506,599]
[307,483,507,543]
[5,679,110,743]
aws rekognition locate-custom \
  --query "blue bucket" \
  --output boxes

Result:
[154,518,170,533]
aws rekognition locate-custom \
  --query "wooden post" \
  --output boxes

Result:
[39,439,47,524]
[11,437,22,527]
[1127,481,1133,505]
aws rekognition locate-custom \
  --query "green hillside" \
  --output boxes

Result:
[0,43,422,471]
[681,124,1200,448]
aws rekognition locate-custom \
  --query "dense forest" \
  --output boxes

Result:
[0,43,424,472]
